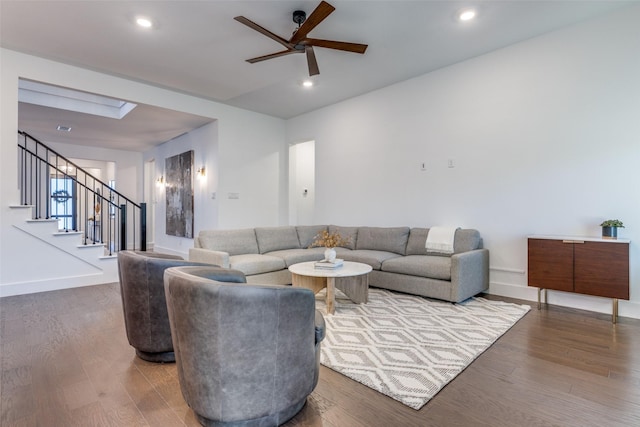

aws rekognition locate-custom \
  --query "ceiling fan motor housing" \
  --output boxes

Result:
[293,10,306,25]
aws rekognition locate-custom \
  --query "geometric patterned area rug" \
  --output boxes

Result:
[316,288,530,410]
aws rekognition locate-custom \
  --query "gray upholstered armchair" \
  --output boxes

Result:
[117,251,211,362]
[164,265,325,427]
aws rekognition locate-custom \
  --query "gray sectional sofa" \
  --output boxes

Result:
[189,225,489,303]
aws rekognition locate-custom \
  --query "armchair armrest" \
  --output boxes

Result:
[314,310,326,344]
[132,251,183,260]
[189,247,230,268]
[166,265,246,285]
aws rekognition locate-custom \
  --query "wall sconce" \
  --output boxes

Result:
[156,175,165,186]
[197,167,206,179]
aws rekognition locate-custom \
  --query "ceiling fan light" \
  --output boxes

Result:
[459,9,476,22]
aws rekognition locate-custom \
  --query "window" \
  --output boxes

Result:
[50,176,76,230]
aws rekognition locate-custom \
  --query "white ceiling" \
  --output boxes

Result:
[1,0,635,151]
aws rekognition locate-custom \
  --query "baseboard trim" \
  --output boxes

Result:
[489,281,640,320]
[0,272,118,297]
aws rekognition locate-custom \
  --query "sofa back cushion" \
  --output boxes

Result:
[255,226,301,253]
[405,228,429,255]
[328,225,358,250]
[197,229,259,255]
[356,227,410,255]
[406,228,482,255]
[296,225,329,248]
[454,229,482,253]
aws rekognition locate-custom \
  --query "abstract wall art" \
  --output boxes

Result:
[165,150,194,238]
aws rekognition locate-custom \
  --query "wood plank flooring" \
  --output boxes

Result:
[2,283,639,426]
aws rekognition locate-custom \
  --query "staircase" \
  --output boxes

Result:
[1,131,147,297]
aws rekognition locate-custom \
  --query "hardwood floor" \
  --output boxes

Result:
[2,283,639,427]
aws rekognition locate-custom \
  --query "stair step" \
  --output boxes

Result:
[53,231,83,236]
[77,243,106,248]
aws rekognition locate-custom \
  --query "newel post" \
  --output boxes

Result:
[140,202,147,251]
[120,204,127,251]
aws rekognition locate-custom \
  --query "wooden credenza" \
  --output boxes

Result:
[527,235,630,323]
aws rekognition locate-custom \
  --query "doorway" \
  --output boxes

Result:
[288,141,315,225]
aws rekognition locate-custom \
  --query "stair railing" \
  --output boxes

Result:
[17,130,146,254]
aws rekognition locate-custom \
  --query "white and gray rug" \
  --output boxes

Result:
[316,288,530,410]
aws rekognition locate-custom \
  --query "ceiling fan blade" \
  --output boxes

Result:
[234,16,292,49]
[290,1,335,44]
[246,49,299,64]
[305,46,320,76]
[304,38,368,54]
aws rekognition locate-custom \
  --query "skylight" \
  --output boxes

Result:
[18,80,137,120]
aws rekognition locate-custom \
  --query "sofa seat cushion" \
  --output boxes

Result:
[266,248,325,267]
[255,226,301,254]
[338,249,401,270]
[381,255,451,281]
[229,254,286,276]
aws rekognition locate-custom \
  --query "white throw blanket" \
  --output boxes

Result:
[425,226,460,254]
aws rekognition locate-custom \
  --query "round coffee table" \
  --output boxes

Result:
[288,261,372,314]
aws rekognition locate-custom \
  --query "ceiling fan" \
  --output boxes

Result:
[234,1,368,76]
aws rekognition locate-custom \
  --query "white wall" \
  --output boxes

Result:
[286,6,640,318]
[145,106,290,258]
[216,109,288,228]
[1,49,287,292]
[145,121,219,256]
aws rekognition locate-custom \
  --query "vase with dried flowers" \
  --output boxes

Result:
[309,230,350,262]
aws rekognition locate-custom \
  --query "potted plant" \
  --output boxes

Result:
[600,219,624,239]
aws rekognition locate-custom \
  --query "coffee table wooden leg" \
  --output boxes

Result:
[326,277,336,315]
[292,273,327,295]
[335,274,369,304]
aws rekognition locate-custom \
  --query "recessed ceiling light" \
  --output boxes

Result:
[136,17,153,28]
[57,125,72,132]
[302,80,314,88]
[459,9,476,22]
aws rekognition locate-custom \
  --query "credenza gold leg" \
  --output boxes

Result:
[538,288,546,309]
[612,298,618,324]
[537,288,548,310]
